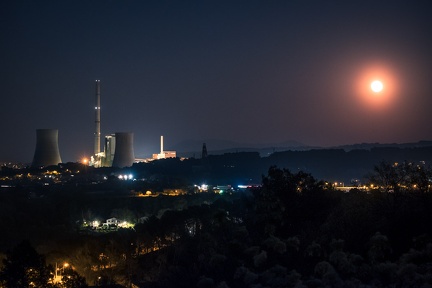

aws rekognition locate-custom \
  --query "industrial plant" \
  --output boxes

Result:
[88,80,177,166]
[89,80,135,168]
[30,80,180,168]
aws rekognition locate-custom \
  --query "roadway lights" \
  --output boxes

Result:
[117,174,134,180]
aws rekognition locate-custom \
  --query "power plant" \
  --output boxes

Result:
[88,80,136,168]
[31,129,62,167]
[29,80,182,168]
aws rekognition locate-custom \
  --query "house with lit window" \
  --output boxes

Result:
[106,218,119,226]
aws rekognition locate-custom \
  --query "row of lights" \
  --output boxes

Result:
[118,174,134,180]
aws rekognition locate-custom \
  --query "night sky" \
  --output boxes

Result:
[1,1,432,163]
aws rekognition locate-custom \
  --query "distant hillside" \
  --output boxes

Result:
[336,141,432,151]
[132,144,432,186]
[173,139,311,158]
[174,139,432,158]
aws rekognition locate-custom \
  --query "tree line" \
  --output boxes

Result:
[1,161,432,287]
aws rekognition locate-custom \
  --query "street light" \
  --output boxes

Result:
[63,263,69,270]
[54,262,69,283]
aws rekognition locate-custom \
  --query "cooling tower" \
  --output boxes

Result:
[31,129,62,167]
[112,132,134,168]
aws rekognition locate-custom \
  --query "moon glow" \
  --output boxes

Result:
[371,80,383,93]
[354,62,400,110]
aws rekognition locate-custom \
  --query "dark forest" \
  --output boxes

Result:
[1,155,432,286]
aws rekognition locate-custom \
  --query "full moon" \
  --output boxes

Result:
[355,63,398,109]
[371,80,383,92]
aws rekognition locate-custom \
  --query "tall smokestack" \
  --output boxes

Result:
[160,135,164,154]
[94,80,101,155]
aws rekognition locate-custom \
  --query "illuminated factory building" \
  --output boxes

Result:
[153,136,176,160]
[88,81,178,167]
[102,134,116,167]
